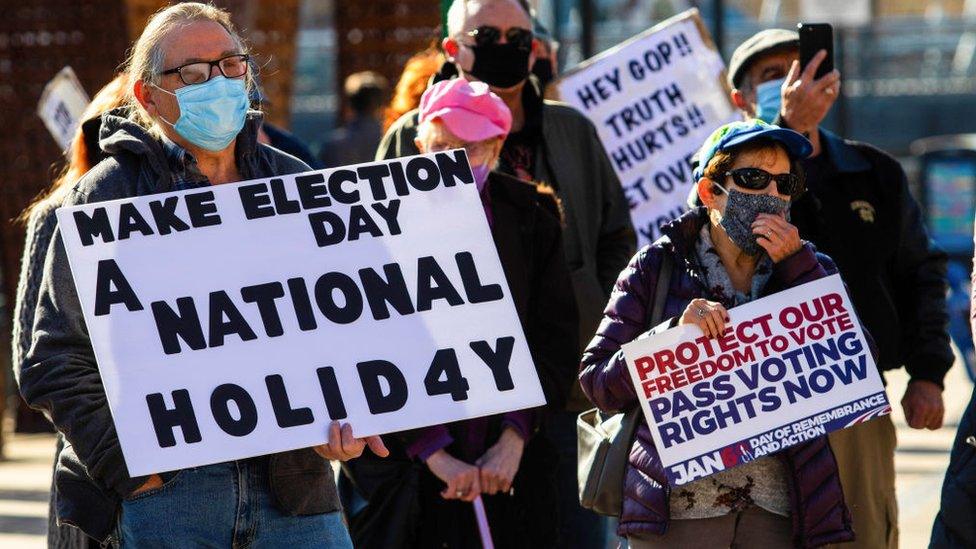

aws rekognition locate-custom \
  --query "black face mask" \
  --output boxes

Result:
[468,43,531,89]
[532,58,554,89]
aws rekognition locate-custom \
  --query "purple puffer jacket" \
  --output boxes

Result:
[580,208,854,547]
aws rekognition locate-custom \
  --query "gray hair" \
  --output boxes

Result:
[124,2,248,133]
[445,0,532,38]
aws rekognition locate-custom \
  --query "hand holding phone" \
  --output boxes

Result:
[778,24,840,137]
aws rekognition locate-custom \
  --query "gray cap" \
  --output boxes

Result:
[728,29,799,88]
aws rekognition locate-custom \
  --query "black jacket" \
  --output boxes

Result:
[16,110,339,544]
[378,80,635,409]
[343,171,579,548]
[790,129,952,386]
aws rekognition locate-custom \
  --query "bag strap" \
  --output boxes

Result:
[618,251,674,426]
[648,251,673,328]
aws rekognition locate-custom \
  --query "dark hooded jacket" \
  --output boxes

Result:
[15,109,340,544]
[579,208,854,547]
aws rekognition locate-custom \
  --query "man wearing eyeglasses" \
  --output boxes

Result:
[724,30,952,549]
[17,4,385,547]
[370,1,635,546]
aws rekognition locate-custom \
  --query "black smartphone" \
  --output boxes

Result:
[798,23,834,79]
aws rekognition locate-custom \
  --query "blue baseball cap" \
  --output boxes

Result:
[692,119,813,181]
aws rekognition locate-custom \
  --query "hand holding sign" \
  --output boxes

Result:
[679,299,729,339]
[312,421,389,461]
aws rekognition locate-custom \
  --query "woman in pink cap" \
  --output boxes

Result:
[343,78,580,548]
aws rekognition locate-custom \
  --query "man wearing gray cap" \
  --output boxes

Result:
[723,29,952,549]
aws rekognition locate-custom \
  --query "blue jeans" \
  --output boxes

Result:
[118,459,351,548]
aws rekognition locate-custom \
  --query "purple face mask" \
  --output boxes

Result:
[471,164,491,192]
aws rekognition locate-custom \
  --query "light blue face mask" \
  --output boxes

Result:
[754,77,785,124]
[155,76,249,151]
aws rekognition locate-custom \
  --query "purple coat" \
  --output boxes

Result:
[579,209,854,547]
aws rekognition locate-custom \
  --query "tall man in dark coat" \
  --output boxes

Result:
[375,0,636,545]
[725,29,953,549]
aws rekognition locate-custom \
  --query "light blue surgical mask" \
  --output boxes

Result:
[754,77,785,124]
[155,76,249,151]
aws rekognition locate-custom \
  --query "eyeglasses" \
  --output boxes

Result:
[725,167,803,196]
[466,26,534,51]
[160,53,250,86]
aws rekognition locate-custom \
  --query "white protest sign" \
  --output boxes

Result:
[622,274,889,486]
[556,9,740,246]
[56,151,545,476]
[37,66,90,150]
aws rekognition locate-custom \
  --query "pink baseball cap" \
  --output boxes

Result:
[418,79,512,142]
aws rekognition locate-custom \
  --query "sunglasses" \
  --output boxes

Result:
[725,167,803,196]
[466,26,534,51]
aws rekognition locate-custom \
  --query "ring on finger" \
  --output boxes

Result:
[696,307,706,318]
[456,490,465,497]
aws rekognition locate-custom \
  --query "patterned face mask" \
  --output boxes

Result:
[714,184,790,255]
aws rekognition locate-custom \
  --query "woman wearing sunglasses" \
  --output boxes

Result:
[579,120,855,548]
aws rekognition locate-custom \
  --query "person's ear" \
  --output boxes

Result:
[698,178,719,209]
[492,136,505,157]
[731,89,753,115]
[134,79,158,117]
[442,37,459,59]
[484,137,504,169]
[528,38,540,70]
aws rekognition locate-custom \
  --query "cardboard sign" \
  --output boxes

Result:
[622,275,890,486]
[555,9,740,246]
[37,66,90,150]
[56,151,545,476]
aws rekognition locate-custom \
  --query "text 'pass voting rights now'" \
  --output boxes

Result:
[56,150,545,476]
